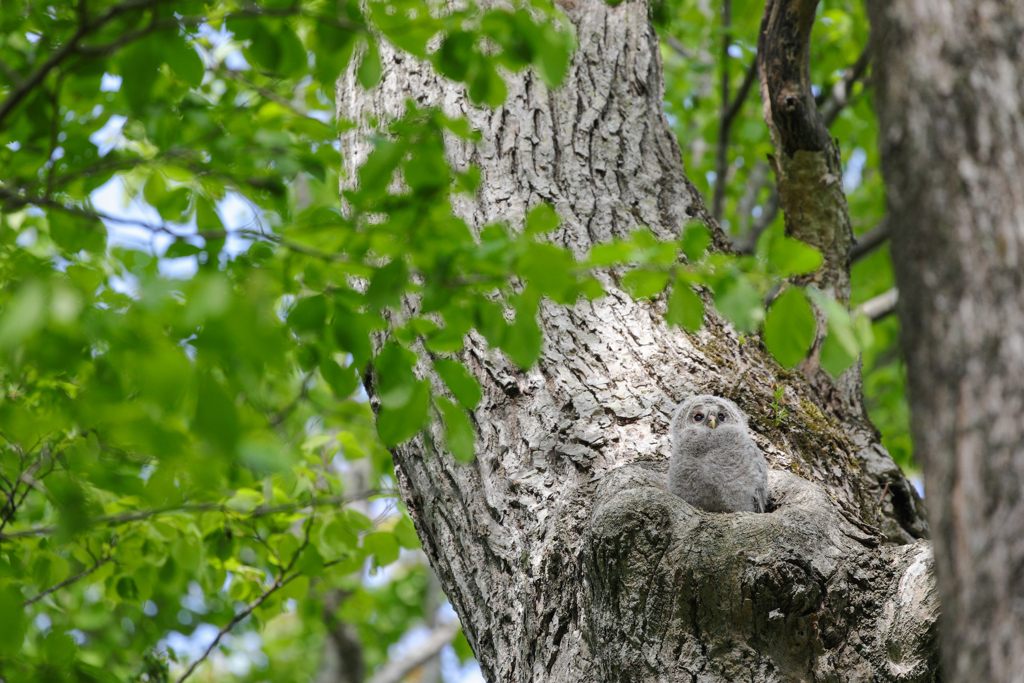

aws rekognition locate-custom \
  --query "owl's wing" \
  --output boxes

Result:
[746,439,769,513]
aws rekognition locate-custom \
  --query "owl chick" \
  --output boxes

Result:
[668,395,768,513]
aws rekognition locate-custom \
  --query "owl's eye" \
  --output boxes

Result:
[718,412,726,421]
[693,413,704,422]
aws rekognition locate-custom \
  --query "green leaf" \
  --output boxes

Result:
[821,328,858,377]
[50,212,107,254]
[321,515,358,553]
[763,288,816,367]
[247,20,283,71]
[194,376,240,454]
[766,233,823,276]
[715,276,764,332]
[681,222,711,262]
[358,39,382,88]
[520,242,578,303]
[226,488,263,512]
[0,280,46,349]
[622,268,670,299]
[437,31,475,81]
[374,342,417,409]
[438,397,475,462]
[0,585,26,655]
[321,358,359,398]
[366,259,408,310]
[363,531,399,566]
[162,36,204,87]
[116,576,139,600]
[468,60,506,107]
[434,358,482,409]
[376,379,430,445]
[393,515,421,549]
[666,280,704,332]
[809,289,860,357]
[524,204,560,236]
[333,303,376,369]
[289,294,329,334]
[119,40,161,110]
[533,23,573,87]
[502,294,542,369]
[586,239,631,266]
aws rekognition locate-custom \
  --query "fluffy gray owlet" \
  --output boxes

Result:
[668,395,768,513]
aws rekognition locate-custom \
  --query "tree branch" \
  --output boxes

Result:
[0,0,173,127]
[0,447,59,535]
[173,519,315,683]
[662,34,696,61]
[819,41,872,127]
[365,621,461,683]
[850,214,891,262]
[856,287,898,321]
[23,555,115,607]
[0,491,386,541]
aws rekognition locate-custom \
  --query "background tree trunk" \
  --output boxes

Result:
[866,1,1024,681]
[338,0,936,680]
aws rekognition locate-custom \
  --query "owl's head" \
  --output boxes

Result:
[672,394,746,433]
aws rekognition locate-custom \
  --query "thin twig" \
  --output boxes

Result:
[0,0,174,127]
[366,621,461,683]
[0,0,362,128]
[0,448,59,536]
[0,490,388,541]
[662,34,696,60]
[173,518,315,683]
[850,214,890,262]
[217,66,313,119]
[820,41,872,127]
[876,481,891,505]
[856,287,898,322]
[23,555,115,607]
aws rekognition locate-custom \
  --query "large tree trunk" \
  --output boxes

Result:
[866,1,1024,681]
[338,1,937,680]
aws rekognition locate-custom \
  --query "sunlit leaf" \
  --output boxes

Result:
[438,397,475,462]
[667,279,704,332]
[763,287,816,367]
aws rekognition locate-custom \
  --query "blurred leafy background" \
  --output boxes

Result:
[0,0,906,682]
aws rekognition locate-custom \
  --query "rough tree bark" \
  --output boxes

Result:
[337,0,937,680]
[866,1,1024,681]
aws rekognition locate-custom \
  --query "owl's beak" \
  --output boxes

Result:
[707,414,717,429]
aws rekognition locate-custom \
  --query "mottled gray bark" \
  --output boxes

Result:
[337,0,936,680]
[866,1,1024,681]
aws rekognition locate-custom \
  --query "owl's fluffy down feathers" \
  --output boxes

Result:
[668,395,768,513]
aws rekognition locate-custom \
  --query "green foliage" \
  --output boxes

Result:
[763,288,815,368]
[0,0,575,680]
[0,0,910,681]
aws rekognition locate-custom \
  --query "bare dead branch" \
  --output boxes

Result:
[365,621,461,683]
[857,287,898,322]
[662,34,696,61]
